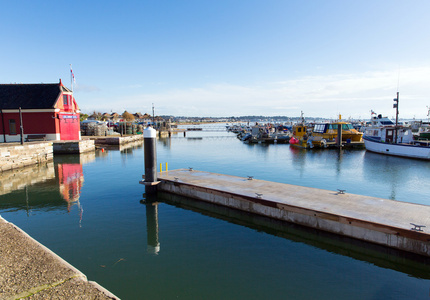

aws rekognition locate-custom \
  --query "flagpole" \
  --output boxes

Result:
[70,64,73,93]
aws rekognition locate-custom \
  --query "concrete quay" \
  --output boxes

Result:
[0,216,119,300]
[0,142,53,172]
[155,169,430,257]
[84,135,143,146]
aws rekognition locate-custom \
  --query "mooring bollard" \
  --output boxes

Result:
[142,126,159,194]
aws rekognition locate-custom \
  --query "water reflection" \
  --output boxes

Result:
[289,146,307,178]
[335,149,343,177]
[158,137,172,149]
[156,192,430,280]
[57,161,84,212]
[141,194,160,254]
[0,152,95,224]
[0,162,55,196]
[362,151,428,201]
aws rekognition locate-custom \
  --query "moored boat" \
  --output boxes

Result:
[243,124,290,144]
[363,93,430,160]
[307,118,364,148]
[289,113,364,149]
[289,112,310,148]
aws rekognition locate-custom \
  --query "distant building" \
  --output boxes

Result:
[133,112,143,120]
[0,80,80,142]
[140,113,153,125]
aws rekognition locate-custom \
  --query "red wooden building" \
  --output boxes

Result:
[0,80,80,142]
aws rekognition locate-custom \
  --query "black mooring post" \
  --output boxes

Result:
[143,126,159,194]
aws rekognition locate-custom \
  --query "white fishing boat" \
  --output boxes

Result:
[363,92,430,160]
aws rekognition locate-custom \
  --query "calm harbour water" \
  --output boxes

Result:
[1,124,430,299]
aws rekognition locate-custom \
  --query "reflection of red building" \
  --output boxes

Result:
[57,163,84,212]
[0,79,80,142]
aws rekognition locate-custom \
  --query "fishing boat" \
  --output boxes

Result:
[363,92,430,160]
[289,112,310,148]
[290,113,364,148]
[242,124,290,144]
[307,117,364,148]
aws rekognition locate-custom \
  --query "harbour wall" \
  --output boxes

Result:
[0,142,53,172]
[0,216,119,299]
[0,135,143,172]
[53,140,95,154]
[86,135,143,145]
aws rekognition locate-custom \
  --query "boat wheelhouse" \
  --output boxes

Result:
[312,121,363,143]
[363,93,430,160]
[363,114,414,144]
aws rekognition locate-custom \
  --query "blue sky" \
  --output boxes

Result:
[1,0,430,119]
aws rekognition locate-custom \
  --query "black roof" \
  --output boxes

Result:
[0,83,69,109]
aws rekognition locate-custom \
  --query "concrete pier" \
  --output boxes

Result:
[85,135,143,146]
[0,216,119,299]
[155,169,430,257]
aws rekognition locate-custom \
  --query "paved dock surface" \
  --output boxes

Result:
[156,169,430,255]
[0,216,119,300]
[158,169,430,231]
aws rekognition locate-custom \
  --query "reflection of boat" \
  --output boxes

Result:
[363,93,430,160]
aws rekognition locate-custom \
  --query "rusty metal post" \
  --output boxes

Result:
[337,123,342,148]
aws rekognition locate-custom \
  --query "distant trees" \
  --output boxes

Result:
[81,110,156,122]
[122,110,135,121]
[80,113,89,121]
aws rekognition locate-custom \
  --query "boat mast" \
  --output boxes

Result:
[427,105,430,123]
[393,92,399,143]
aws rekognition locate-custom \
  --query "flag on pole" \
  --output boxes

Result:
[70,64,76,83]
[70,64,76,92]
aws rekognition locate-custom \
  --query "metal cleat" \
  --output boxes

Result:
[410,223,426,231]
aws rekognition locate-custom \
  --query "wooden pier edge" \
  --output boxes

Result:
[156,170,430,257]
